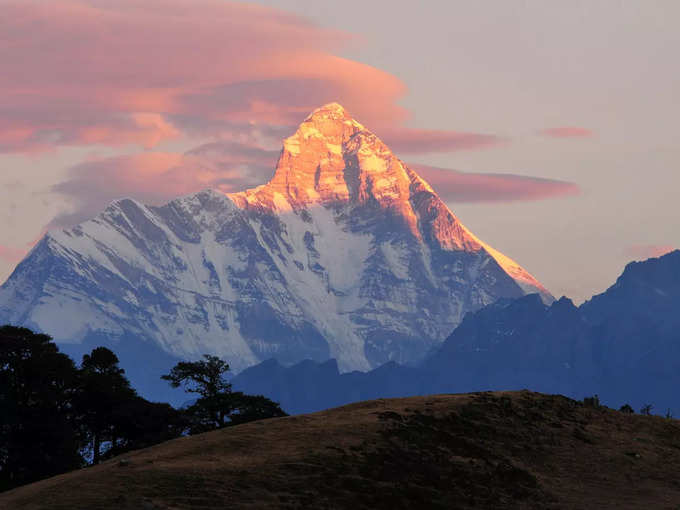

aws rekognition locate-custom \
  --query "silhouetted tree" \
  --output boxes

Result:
[76,347,136,464]
[162,355,233,428]
[0,326,82,491]
[182,394,237,433]
[162,355,232,399]
[0,326,190,492]
[227,392,288,426]
[619,404,634,414]
[583,395,601,409]
[101,397,185,460]
[640,404,653,416]
[162,355,287,432]
[0,327,286,492]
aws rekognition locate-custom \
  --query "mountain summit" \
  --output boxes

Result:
[232,103,548,294]
[233,102,426,214]
[0,103,551,384]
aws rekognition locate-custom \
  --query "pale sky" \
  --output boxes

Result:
[0,0,678,303]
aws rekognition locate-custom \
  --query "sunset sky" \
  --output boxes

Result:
[0,0,677,302]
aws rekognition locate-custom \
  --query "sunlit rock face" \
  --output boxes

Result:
[0,104,551,373]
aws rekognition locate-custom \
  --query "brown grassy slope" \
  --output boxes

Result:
[2,391,680,509]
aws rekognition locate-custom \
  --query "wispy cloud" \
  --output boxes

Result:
[380,128,505,154]
[539,127,593,138]
[625,244,676,260]
[0,228,46,264]
[50,145,581,230]
[411,164,580,203]
[50,142,279,228]
[0,245,26,264]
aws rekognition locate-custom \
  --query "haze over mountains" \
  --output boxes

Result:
[0,104,549,395]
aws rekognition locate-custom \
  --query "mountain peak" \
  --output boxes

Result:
[287,101,365,151]
[227,104,551,303]
[305,102,354,122]
[234,102,401,208]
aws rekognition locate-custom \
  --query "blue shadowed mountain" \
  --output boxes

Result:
[233,250,680,415]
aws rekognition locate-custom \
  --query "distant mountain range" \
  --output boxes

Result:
[0,103,549,400]
[233,250,680,415]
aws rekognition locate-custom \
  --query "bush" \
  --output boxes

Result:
[582,395,601,409]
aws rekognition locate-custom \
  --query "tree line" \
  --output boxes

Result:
[0,326,286,492]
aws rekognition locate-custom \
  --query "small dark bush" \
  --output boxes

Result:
[583,395,601,409]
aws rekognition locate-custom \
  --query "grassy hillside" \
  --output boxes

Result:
[2,391,680,509]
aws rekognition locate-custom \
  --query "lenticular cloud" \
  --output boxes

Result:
[411,164,580,203]
[0,0,402,152]
[0,0,504,155]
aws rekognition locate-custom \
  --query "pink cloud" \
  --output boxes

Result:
[51,144,581,230]
[410,164,580,203]
[0,0,501,155]
[0,228,46,264]
[0,245,26,264]
[3,0,578,230]
[625,244,676,260]
[380,128,505,154]
[0,0,402,152]
[50,142,279,227]
[539,127,594,138]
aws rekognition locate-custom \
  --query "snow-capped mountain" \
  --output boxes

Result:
[0,103,551,373]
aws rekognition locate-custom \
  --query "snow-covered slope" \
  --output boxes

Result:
[0,103,551,372]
